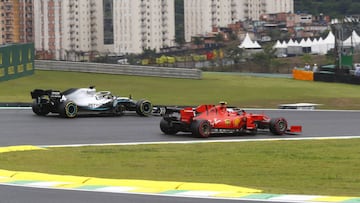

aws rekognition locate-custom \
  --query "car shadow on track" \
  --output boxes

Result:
[160,130,278,139]
[30,112,146,119]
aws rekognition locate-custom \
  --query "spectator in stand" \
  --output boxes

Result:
[355,64,360,77]
[304,63,311,71]
[312,64,318,72]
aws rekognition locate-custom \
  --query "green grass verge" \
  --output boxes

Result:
[1,70,360,109]
[0,139,359,196]
[1,71,360,196]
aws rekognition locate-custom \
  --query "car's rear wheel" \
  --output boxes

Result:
[191,119,211,138]
[32,99,50,116]
[59,101,78,118]
[136,99,152,116]
[269,117,288,135]
[160,118,178,135]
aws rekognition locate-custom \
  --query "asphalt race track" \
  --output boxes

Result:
[1,108,360,146]
[0,108,360,203]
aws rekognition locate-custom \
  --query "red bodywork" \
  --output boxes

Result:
[160,103,302,138]
[180,104,265,130]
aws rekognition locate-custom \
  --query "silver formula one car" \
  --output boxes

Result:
[30,86,152,118]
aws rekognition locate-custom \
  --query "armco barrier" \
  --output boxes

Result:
[35,60,202,79]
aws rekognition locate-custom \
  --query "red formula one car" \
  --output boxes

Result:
[160,102,301,138]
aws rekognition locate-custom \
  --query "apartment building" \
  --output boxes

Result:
[184,0,294,42]
[34,0,103,60]
[0,0,34,44]
[113,0,175,55]
[34,0,175,61]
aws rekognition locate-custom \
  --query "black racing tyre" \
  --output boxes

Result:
[113,103,125,116]
[160,118,178,135]
[58,101,78,118]
[269,117,288,135]
[135,99,153,116]
[191,119,211,138]
[31,99,50,116]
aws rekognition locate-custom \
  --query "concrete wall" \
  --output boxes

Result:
[34,60,202,79]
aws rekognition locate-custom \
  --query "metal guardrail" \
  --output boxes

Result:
[34,60,202,79]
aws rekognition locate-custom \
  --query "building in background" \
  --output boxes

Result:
[34,0,175,61]
[184,0,294,42]
[34,0,104,61]
[113,0,175,55]
[0,0,34,44]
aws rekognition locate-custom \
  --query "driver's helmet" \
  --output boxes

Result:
[219,101,227,111]
[219,101,227,106]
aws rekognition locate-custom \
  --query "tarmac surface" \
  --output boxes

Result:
[0,108,360,203]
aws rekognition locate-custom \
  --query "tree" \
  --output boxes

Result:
[294,0,358,18]
[141,48,157,64]
[192,37,204,48]
[301,54,313,65]
[214,33,224,45]
[252,44,277,72]
[225,44,244,64]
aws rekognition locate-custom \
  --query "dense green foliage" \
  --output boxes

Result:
[294,0,360,17]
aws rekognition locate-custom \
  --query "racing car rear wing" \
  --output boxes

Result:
[31,89,62,99]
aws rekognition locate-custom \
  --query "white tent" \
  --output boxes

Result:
[304,38,313,47]
[299,38,306,47]
[273,40,287,49]
[343,30,360,47]
[311,37,322,54]
[309,31,335,55]
[286,38,300,47]
[253,41,262,48]
[273,40,282,49]
[273,40,287,57]
[316,31,335,54]
[299,38,313,48]
[239,33,262,49]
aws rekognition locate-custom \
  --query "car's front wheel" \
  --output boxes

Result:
[136,99,153,116]
[269,117,288,135]
[58,101,78,118]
